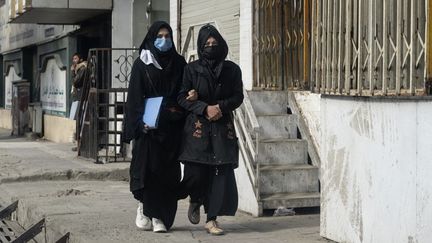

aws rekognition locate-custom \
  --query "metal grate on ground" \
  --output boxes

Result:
[0,201,69,243]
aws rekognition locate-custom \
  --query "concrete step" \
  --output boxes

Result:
[257,114,298,139]
[257,138,308,165]
[261,192,320,209]
[259,164,319,195]
[248,91,288,115]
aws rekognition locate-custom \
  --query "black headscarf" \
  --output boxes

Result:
[197,24,229,81]
[123,21,186,143]
[139,21,177,69]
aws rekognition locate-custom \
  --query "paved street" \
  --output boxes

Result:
[0,128,331,243]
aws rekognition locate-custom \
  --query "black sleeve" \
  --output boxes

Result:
[177,65,208,115]
[217,65,244,113]
[73,67,86,89]
[123,61,146,142]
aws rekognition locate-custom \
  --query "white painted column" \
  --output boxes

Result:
[169,0,179,51]
[239,0,253,90]
[112,0,133,49]
[112,0,133,89]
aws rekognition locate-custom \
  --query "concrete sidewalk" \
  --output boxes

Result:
[0,128,129,183]
[0,128,331,243]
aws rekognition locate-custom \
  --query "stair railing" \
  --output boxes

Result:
[233,91,261,200]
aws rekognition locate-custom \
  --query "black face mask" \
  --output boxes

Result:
[202,46,221,60]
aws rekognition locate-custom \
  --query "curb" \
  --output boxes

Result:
[0,168,130,184]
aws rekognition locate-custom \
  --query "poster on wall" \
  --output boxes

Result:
[40,58,67,115]
[5,66,21,109]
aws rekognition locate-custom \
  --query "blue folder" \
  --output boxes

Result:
[142,97,163,129]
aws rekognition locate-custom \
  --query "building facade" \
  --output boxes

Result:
[0,0,169,142]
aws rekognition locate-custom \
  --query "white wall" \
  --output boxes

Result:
[320,97,432,243]
[132,0,150,50]
[111,0,133,89]
[169,0,178,50]
[43,114,75,143]
[235,154,260,216]
[0,109,12,129]
[239,0,252,90]
[112,0,133,49]
[293,91,321,153]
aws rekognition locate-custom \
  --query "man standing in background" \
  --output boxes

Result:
[70,53,87,151]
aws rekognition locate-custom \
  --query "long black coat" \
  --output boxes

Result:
[177,60,244,167]
[125,55,186,193]
[123,21,187,230]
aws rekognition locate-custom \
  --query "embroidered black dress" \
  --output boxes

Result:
[123,21,186,230]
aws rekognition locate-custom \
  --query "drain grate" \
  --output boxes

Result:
[0,201,22,243]
[0,219,15,242]
[0,201,69,243]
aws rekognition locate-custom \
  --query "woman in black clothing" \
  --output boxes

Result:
[177,24,244,235]
[123,21,186,233]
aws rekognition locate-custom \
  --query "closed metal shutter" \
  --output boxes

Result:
[180,0,240,63]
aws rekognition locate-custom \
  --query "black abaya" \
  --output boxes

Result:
[123,21,186,230]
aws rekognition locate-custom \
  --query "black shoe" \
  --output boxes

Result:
[188,202,201,224]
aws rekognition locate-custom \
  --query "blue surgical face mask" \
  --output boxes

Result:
[154,38,172,52]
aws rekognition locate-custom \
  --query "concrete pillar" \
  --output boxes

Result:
[239,0,253,90]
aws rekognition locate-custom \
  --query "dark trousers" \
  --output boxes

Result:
[178,162,238,219]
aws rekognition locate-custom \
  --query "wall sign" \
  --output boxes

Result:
[40,58,66,114]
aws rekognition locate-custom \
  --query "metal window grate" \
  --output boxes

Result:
[253,0,312,90]
[310,0,429,96]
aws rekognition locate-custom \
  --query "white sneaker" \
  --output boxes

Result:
[152,218,167,233]
[136,203,152,230]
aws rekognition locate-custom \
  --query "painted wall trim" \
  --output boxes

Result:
[39,54,67,72]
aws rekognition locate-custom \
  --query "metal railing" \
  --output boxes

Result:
[311,0,429,96]
[253,0,311,90]
[182,23,262,198]
[0,200,70,243]
[233,91,261,199]
[77,48,138,163]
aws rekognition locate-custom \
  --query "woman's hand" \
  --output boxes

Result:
[205,105,223,121]
[186,89,198,101]
[142,124,150,133]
